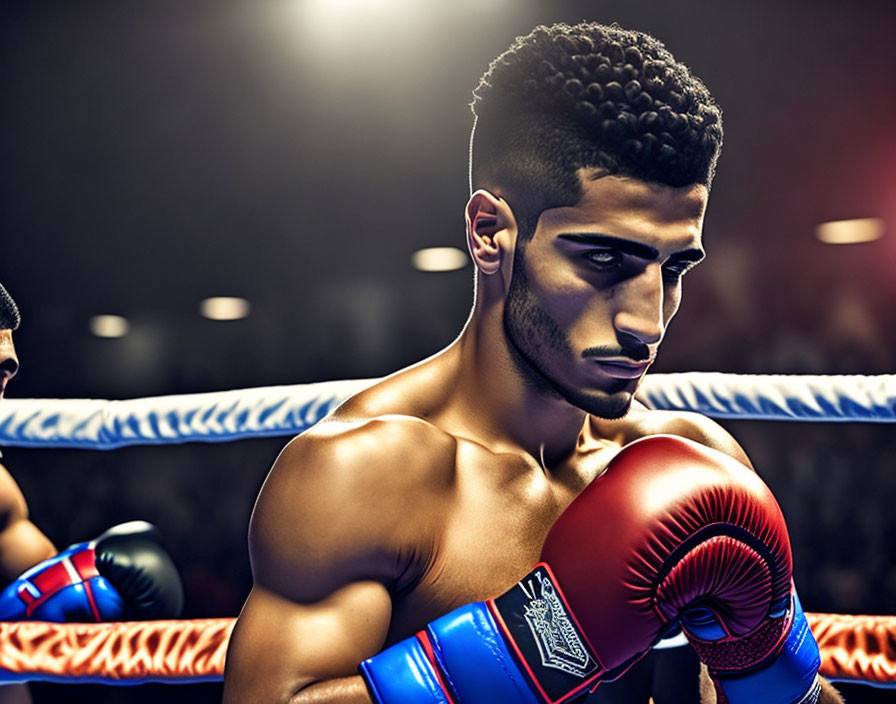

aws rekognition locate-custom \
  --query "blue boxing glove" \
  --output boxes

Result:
[683,586,822,704]
[0,521,183,622]
[359,568,618,704]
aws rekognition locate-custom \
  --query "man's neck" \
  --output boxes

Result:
[435,313,589,470]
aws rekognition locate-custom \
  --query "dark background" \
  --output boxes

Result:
[1,0,894,701]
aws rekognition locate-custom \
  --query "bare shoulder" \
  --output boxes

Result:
[629,408,754,470]
[0,462,28,525]
[275,414,459,499]
[249,414,458,603]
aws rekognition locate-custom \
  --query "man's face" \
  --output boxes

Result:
[0,330,19,399]
[503,173,708,419]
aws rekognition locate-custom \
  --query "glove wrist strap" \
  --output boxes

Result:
[709,592,821,704]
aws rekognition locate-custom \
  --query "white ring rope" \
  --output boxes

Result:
[0,373,893,450]
[637,373,896,422]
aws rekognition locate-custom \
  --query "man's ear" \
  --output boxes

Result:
[465,190,517,276]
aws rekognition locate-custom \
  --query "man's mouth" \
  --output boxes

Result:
[591,359,651,379]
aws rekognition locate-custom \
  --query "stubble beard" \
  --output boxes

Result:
[502,246,634,420]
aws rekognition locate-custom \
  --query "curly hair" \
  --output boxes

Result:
[0,282,20,331]
[471,22,723,241]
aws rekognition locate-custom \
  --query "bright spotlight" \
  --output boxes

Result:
[200,297,252,321]
[302,0,400,32]
[89,315,129,338]
[411,247,469,272]
[815,218,885,245]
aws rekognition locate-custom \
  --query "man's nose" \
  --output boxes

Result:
[0,354,19,395]
[612,264,664,346]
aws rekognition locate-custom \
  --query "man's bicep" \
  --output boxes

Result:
[224,581,392,703]
[0,463,55,582]
[0,518,55,583]
[224,428,415,702]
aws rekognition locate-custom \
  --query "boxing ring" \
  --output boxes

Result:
[0,372,894,688]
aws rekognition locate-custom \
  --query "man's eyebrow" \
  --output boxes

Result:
[557,233,704,262]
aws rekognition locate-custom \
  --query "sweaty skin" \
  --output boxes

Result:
[223,175,841,704]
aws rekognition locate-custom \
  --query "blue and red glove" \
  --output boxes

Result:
[0,520,183,622]
[360,436,821,704]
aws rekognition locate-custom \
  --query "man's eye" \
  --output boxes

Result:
[584,250,622,268]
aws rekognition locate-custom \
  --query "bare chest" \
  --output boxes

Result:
[385,437,622,644]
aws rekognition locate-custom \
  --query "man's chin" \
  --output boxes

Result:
[563,387,634,420]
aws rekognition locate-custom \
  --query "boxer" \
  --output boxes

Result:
[223,23,842,703]
[0,282,183,699]
[0,284,55,586]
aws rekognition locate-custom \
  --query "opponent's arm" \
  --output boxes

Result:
[223,419,454,704]
[0,467,42,704]
[0,463,55,584]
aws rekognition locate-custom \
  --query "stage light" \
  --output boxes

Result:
[816,218,885,244]
[89,315,129,338]
[301,0,400,33]
[200,297,251,321]
[411,247,468,272]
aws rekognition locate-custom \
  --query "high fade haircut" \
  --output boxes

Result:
[470,21,723,243]
[0,283,21,331]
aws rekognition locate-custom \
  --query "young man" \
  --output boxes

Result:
[0,289,57,704]
[224,23,842,703]
[0,284,56,593]
[0,282,184,702]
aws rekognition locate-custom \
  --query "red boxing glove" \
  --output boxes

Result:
[532,435,809,701]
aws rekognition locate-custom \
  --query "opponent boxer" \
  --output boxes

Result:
[0,284,56,703]
[0,284,55,586]
[0,282,183,700]
[223,23,842,703]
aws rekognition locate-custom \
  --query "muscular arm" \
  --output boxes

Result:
[227,583,387,703]
[0,463,55,584]
[223,418,453,704]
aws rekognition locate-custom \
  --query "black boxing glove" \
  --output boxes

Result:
[93,520,184,619]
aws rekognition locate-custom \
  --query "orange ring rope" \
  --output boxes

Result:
[0,614,892,686]
[808,613,896,686]
[0,618,233,684]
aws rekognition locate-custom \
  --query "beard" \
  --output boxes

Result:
[502,244,637,420]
